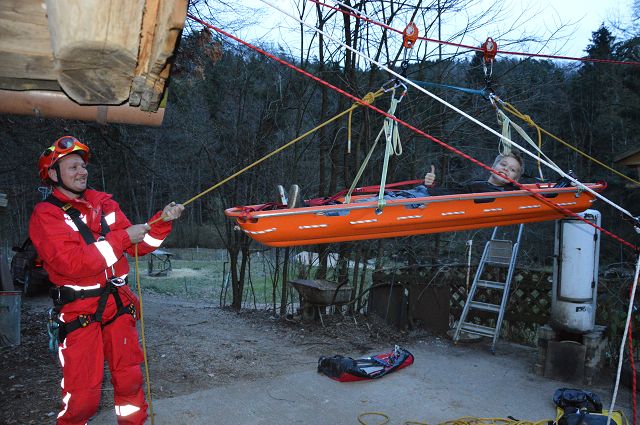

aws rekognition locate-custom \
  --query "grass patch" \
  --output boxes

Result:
[128,247,376,309]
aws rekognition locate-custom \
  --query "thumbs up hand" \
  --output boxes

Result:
[424,165,436,186]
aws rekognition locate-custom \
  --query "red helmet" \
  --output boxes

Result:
[38,136,90,182]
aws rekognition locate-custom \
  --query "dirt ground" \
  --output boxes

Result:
[1,290,419,425]
[1,290,636,425]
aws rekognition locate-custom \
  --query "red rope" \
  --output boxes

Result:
[187,14,640,253]
[306,179,424,206]
[310,0,640,67]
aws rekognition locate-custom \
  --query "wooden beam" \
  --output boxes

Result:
[130,0,188,111]
[0,0,55,80]
[0,77,60,92]
[45,0,145,105]
[0,89,165,126]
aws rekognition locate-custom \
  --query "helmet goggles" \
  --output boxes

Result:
[42,136,88,158]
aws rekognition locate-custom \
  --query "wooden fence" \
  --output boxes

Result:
[371,265,631,346]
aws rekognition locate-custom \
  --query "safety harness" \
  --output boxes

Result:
[46,195,136,345]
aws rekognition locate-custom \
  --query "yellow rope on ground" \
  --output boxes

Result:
[357,414,554,425]
[498,98,640,187]
[134,244,155,425]
[358,412,391,425]
[437,417,551,425]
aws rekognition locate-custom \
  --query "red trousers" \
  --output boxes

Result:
[56,313,148,425]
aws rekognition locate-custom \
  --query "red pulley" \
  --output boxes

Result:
[481,37,498,62]
[402,22,419,49]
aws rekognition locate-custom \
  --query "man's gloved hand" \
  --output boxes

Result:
[162,202,185,222]
[126,224,151,244]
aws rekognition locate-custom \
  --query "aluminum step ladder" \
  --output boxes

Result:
[453,224,524,353]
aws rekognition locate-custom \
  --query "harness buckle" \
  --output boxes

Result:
[78,314,93,328]
[108,277,126,287]
[128,303,137,320]
[50,287,64,306]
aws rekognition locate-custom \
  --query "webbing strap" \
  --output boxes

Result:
[45,196,110,244]
[496,109,560,181]
[57,302,136,341]
[495,96,640,187]
[497,109,512,156]
[377,90,402,209]
[345,88,403,205]
[45,195,122,328]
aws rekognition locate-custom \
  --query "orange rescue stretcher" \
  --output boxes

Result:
[224,182,606,247]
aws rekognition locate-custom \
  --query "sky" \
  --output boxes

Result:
[231,0,635,62]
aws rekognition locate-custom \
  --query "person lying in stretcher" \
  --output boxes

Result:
[323,152,524,215]
[402,151,524,198]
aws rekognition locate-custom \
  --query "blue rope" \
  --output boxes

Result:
[410,79,488,97]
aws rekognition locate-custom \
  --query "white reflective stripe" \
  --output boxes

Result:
[104,211,116,225]
[59,338,68,367]
[299,224,327,230]
[57,392,71,419]
[397,215,423,220]
[350,219,377,225]
[62,283,101,292]
[115,404,141,417]
[243,228,277,235]
[63,213,87,232]
[142,233,164,247]
[94,240,118,266]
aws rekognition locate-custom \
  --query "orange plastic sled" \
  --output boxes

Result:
[225,182,606,247]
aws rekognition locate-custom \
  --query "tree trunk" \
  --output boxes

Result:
[272,248,280,314]
[279,248,290,316]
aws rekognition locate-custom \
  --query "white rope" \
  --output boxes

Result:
[606,254,640,425]
[257,0,637,221]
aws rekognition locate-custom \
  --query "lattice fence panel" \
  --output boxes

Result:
[373,265,629,346]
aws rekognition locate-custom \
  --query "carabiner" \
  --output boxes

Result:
[394,81,408,102]
[381,79,398,93]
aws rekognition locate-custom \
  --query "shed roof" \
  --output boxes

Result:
[614,147,640,166]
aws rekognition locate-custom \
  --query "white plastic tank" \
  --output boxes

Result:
[550,209,601,333]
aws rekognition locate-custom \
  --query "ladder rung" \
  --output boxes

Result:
[460,322,497,337]
[469,301,500,313]
[476,280,506,289]
[485,260,511,266]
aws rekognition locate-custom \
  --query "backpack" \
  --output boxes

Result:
[553,388,627,425]
[553,388,602,413]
